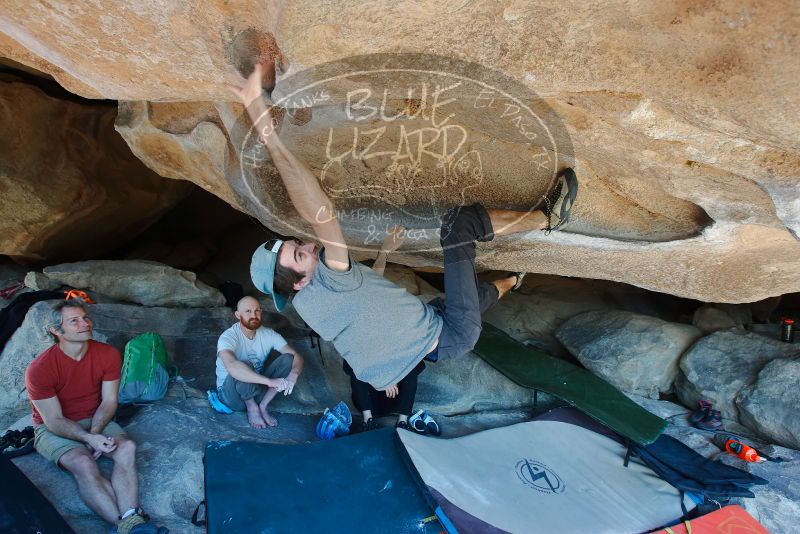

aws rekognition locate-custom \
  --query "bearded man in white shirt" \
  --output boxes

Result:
[215,296,304,428]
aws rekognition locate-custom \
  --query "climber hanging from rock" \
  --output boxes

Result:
[229,61,579,401]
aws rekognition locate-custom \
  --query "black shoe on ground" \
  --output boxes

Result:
[396,420,417,433]
[694,409,723,431]
[361,418,379,432]
[689,399,713,424]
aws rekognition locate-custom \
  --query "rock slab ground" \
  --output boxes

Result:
[736,358,800,451]
[675,330,800,422]
[556,310,701,398]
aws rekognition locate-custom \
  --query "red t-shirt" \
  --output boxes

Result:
[25,340,121,425]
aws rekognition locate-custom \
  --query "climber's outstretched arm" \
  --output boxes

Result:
[230,64,349,272]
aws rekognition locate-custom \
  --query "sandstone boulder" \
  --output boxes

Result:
[556,310,701,398]
[4,2,800,301]
[692,304,752,334]
[736,358,800,450]
[43,260,225,308]
[484,275,615,358]
[23,271,60,291]
[675,330,800,420]
[0,79,190,263]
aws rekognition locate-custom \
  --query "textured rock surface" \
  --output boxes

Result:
[692,304,752,334]
[727,444,800,534]
[675,330,800,420]
[23,271,60,291]
[736,358,800,450]
[480,273,691,358]
[0,79,190,262]
[627,394,800,533]
[555,310,701,398]
[2,1,798,302]
[43,260,225,307]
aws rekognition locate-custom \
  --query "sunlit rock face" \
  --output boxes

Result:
[2,0,799,301]
[0,79,191,263]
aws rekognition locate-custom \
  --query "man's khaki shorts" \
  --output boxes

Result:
[34,418,127,466]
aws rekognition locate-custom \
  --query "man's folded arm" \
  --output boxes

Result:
[32,396,92,443]
[219,349,280,387]
[90,379,119,435]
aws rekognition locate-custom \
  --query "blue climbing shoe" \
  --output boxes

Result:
[206,390,233,415]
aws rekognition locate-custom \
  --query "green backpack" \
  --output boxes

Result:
[119,332,171,404]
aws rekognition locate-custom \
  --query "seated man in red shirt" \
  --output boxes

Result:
[25,300,166,534]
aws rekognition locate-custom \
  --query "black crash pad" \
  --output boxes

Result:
[203,428,440,533]
[0,455,75,534]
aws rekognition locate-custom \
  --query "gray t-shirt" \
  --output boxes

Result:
[292,251,443,390]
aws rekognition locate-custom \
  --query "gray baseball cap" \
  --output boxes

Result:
[250,239,288,312]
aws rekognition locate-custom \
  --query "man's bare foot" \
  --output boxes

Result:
[260,406,278,427]
[246,404,267,429]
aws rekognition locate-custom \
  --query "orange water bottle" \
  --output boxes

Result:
[725,438,764,463]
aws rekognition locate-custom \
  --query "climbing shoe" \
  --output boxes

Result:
[361,418,379,432]
[0,426,35,458]
[395,420,418,433]
[206,390,233,414]
[689,399,713,424]
[541,168,578,234]
[694,409,723,431]
[509,272,526,292]
[115,509,169,534]
[409,410,441,436]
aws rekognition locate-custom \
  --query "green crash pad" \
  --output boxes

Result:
[203,428,440,533]
[473,323,666,445]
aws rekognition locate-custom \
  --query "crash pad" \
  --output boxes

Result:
[656,505,768,533]
[398,419,693,534]
[0,454,75,533]
[474,322,666,445]
[203,428,440,533]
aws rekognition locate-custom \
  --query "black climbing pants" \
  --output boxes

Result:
[343,360,425,417]
[426,203,499,362]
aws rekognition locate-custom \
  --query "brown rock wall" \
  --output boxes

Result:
[0,80,190,262]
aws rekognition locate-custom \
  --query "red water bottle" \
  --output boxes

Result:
[782,318,795,343]
[725,438,764,463]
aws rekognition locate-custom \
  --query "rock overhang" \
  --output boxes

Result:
[0,0,797,302]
